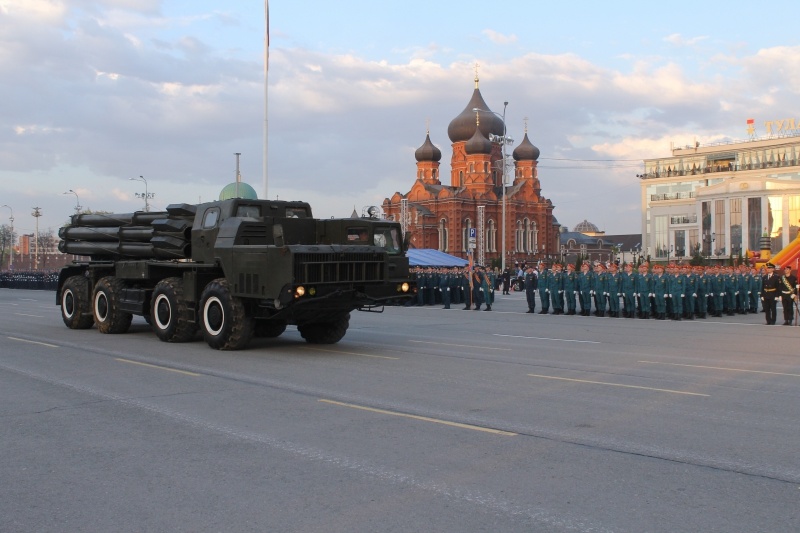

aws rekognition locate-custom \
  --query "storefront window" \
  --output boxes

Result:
[788,196,800,242]
[730,198,742,257]
[748,197,762,251]
[702,201,712,256]
[654,215,668,258]
[714,200,726,256]
[768,196,783,253]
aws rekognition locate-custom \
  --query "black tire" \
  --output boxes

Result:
[298,313,350,344]
[199,278,254,350]
[93,276,133,334]
[254,321,287,338]
[151,277,197,343]
[61,275,95,329]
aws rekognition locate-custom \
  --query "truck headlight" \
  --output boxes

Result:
[295,286,305,298]
[399,282,409,293]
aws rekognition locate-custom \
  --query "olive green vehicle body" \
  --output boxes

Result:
[56,199,415,349]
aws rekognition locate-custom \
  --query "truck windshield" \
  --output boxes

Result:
[374,227,401,254]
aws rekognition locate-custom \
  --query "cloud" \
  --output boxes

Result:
[1,2,799,236]
[663,33,709,47]
[482,30,518,46]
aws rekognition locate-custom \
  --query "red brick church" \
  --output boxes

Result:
[382,75,560,266]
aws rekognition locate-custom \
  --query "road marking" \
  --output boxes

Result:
[495,334,600,344]
[319,399,517,436]
[527,373,709,397]
[115,358,200,376]
[8,336,58,348]
[14,313,44,318]
[409,340,511,351]
[639,360,800,378]
[305,347,398,360]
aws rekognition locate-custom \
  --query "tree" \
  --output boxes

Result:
[689,243,706,266]
[0,224,14,270]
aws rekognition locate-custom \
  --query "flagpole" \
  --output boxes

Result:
[262,0,269,200]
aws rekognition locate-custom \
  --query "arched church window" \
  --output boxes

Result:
[438,218,448,252]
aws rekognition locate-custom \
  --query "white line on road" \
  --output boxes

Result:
[8,336,58,348]
[494,334,600,344]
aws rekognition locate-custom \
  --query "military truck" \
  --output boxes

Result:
[56,199,415,350]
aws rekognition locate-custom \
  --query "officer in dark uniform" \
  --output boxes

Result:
[780,264,798,325]
[524,265,537,313]
[761,263,781,325]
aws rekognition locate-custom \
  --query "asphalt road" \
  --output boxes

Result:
[1,288,798,532]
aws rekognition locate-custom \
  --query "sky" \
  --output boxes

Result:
[2,0,800,238]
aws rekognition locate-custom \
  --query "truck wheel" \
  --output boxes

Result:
[151,277,196,342]
[93,276,133,334]
[298,313,350,344]
[254,321,287,338]
[199,278,254,350]
[61,275,94,329]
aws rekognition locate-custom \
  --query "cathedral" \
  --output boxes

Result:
[382,75,560,266]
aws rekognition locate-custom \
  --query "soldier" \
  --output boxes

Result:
[780,264,797,325]
[652,263,668,320]
[480,266,493,311]
[607,262,621,317]
[682,264,696,320]
[761,262,781,325]
[524,265,537,313]
[620,262,637,318]
[472,266,485,310]
[667,263,684,320]
[549,262,565,315]
[710,265,725,317]
[749,266,761,313]
[414,267,426,306]
[439,267,451,309]
[694,265,708,319]
[736,265,749,314]
[635,262,653,319]
[722,265,733,315]
[592,263,608,317]
[563,263,578,315]
[485,267,496,310]
[461,267,473,310]
[538,262,551,315]
[577,262,593,316]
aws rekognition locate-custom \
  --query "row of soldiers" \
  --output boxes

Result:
[410,265,497,310]
[523,261,779,321]
[0,270,59,290]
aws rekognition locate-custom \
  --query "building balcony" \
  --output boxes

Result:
[650,192,696,202]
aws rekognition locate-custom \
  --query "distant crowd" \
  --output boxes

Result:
[410,260,799,326]
[0,270,59,291]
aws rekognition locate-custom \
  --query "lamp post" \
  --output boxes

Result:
[63,189,82,216]
[1,204,12,270]
[32,207,41,270]
[473,103,514,272]
[129,175,154,212]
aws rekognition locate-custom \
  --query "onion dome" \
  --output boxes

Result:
[465,114,492,155]
[219,182,258,200]
[512,132,540,161]
[447,78,505,143]
[414,133,442,162]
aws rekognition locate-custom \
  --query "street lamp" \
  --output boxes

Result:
[129,175,154,212]
[473,103,514,272]
[1,204,13,270]
[63,189,81,215]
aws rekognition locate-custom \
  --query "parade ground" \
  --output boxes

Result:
[1,288,798,532]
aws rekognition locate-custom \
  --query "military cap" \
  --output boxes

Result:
[766,262,776,268]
